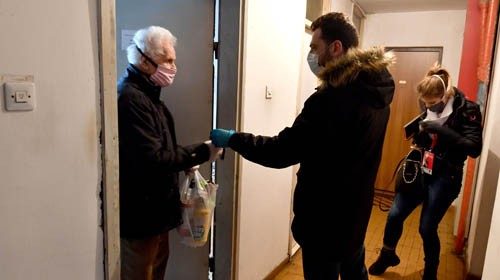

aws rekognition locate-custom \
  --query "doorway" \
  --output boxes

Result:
[116,1,215,278]
[98,0,242,279]
[374,47,443,194]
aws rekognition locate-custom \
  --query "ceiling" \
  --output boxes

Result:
[355,0,467,14]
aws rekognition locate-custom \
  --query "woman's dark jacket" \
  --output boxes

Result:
[118,65,210,239]
[415,88,483,176]
[228,47,396,259]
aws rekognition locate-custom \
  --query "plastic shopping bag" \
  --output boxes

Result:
[177,170,218,247]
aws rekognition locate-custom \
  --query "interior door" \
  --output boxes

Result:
[116,1,215,279]
[374,48,442,192]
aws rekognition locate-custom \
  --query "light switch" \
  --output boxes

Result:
[4,82,35,111]
[15,91,29,103]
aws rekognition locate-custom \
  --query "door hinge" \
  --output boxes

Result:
[213,41,219,60]
[209,256,215,273]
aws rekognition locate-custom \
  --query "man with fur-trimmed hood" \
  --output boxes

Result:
[211,13,395,279]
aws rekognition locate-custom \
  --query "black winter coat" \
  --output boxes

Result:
[118,65,210,239]
[228,47,395,259]
[414,88,483,175]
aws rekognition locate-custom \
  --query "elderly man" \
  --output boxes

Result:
[118,26,221,280]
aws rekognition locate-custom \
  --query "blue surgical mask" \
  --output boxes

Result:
[307,52,324,77]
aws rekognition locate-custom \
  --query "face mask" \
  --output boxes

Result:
[150,65,176,87]
[307,52,324,76]
[428,100,446,113]
[136,45,176,87]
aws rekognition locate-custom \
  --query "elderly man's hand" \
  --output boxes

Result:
[184,165,199,176]
[204,141,223,162]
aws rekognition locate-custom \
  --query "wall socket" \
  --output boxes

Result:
[265,86,272,99]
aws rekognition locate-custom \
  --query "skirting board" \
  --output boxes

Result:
[291,243,300,257]
[263,245,302,279]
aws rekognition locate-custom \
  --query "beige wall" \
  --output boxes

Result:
[467,25,500,275]
[331,0,354,17]
[236,0,306,279]
[482,173,500,278]
[0,0,102,279]
[362,10,466,83]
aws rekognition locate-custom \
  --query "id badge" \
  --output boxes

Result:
[422,151,435,175]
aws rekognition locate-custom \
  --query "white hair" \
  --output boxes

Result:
[126,26,177,65]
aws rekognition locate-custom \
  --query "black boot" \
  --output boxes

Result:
[368,248,400,275]
[422,264,438,280]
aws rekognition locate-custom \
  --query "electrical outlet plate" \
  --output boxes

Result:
[4,82,35,111]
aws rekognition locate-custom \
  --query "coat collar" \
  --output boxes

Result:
[126,64,162,101]
[318,46,395,89]
[452,87,466,111]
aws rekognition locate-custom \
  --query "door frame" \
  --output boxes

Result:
[214,1,243,279]
[97,0,243,279]
[385,46,443,64]
[98,0,120,279]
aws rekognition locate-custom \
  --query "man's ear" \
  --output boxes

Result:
[139,55,148,66]
[136,55,153,74]
[329,40,344,58]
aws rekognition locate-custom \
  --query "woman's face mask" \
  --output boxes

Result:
[307,52,324,77]
[420,96,446,113]
[428,100,446,113]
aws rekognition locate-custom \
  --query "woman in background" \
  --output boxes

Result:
[368,64,483,280]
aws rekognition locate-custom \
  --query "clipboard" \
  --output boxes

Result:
[404,112,425,140]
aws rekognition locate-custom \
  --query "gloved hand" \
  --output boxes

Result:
[210,129,236,148]
[419,121,461,144]
[419,121,443,134]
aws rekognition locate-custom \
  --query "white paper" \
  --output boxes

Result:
[121,29,137,51]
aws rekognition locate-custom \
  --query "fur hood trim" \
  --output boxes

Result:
[318,46,395,88]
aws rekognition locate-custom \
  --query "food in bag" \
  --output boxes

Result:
[178,170,218,247]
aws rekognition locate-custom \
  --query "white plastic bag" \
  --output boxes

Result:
[177,170,218,247]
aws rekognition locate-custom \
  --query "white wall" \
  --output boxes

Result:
[482,173,500,279]
[236,1,306,279]
[331,0,354,17]
[362,10,466,84]
[466,25,500,276]
[0,1,102,280]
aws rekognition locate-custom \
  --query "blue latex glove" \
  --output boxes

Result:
[210,129,236,148]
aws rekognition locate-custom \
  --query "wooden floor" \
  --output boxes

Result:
[272,206,464,280]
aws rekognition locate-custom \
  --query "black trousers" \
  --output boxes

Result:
[301,245,368,280]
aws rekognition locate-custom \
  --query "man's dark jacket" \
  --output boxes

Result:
[118,65,210,239]
[228,47,395,259]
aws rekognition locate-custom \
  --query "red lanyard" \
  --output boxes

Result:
[430,134,438,150]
